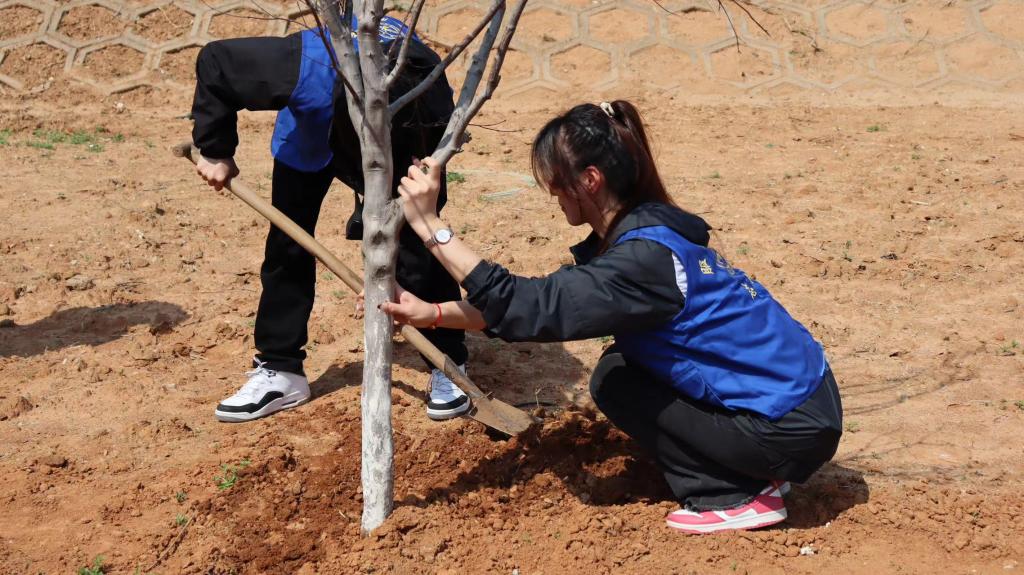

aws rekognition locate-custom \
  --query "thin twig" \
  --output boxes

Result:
[727,0,769,38]
[714,0,740,50]
[385,0,427,88]
[145,517,191,572]
[195,0,319,32]
[388,0,507,117]
[310,0,366,114]
[305,0,365,108]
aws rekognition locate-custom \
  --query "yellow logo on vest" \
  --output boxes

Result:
[698,258,714,275]
[742,283,758,299]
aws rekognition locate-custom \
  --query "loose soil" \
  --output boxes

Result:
[0,70,1022,575]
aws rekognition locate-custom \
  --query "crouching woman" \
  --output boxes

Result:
[382,100,843,534]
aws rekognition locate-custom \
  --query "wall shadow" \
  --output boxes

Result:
[0,302,187,358]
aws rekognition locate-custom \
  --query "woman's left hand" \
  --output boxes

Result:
[397,156,443,237]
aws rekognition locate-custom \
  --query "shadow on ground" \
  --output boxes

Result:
[0,301,187,358]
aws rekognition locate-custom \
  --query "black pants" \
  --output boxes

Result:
[253,160,467,376]
[590,347,842,511]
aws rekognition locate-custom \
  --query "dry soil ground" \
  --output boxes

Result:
[1,80,1023,574]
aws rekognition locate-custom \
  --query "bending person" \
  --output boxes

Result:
[190,17,471,423]
[382,100,844,534]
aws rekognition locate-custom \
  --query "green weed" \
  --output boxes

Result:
[0,129,11,146]
[866,125,884,133]
[736,243,750,256]
[26,140,55,150]
[997,340,1020,356]
[214,459,251,491]
[842,240,853,262]
[78,555,105,575]
[446,171,466,184]
[174,490,187,503]
[175,513,188,527]
[33,129,66,144]
[69,130,97,145]
[707,171,722,179]
[1015,400,1024,411]
[321,271,335,281]
[844,421,861,433]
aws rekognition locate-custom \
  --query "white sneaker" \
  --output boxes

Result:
[215,360,311,423]
[426,364,470,420]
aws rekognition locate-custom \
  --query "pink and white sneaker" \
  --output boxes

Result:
[666,483,787,534]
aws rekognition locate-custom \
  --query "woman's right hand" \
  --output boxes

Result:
[397,157,444,239]
[379,285,439,328]
[196,155,239,191]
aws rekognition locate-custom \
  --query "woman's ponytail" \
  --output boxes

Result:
[601,100,674,242]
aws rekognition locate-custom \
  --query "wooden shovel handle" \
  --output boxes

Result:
[172,142,535,435]
[172,143,364,292]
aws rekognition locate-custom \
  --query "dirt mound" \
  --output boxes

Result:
[178,410,669,573]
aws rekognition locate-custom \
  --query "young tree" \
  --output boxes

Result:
[303,0,528,534]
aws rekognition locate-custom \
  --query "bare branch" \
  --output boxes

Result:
[385,0,427,89]
[433,0,527,166]
[310,0,366,109]
[726,0,770,38]
[305,0,364,109]
[388,0,507,117]
[195,0,321,36]
[713,0,740,50]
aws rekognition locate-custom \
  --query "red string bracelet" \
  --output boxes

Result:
[429,302,442,329]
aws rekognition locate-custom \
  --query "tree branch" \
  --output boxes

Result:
[433,0,526,166]
[384,0,427,89]
[305,1,364,109]
[388,0,507,117]
[309,0,366,113]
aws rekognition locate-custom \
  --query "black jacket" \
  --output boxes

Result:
[190,32,455,195]
[462,203,712,342]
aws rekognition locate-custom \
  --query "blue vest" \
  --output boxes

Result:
[271,18,417,172]
[613,226,826,420]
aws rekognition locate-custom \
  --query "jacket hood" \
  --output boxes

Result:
[571,202,712,265]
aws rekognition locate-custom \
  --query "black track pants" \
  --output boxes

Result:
[252,160,467,375]
[589,347,843,511]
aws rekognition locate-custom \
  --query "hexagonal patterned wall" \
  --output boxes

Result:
[1,0,1022,96]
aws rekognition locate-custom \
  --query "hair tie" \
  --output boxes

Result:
[599,101,615,119]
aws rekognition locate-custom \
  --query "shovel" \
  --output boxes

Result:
[173,142,535,436]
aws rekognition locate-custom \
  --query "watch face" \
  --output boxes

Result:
[435,229,453,244]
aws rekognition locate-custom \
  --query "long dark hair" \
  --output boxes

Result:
[531,100,676,249]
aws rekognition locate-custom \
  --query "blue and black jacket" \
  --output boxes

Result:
[462,202,829,422]
[190,20,454,200]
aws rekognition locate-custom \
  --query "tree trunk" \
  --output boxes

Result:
[309,0,529,535]
[359,156,398,535]
[356,3,399,535]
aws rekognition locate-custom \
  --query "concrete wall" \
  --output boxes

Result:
[1,0,1022,97]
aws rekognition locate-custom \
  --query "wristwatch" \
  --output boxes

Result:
[424,227,454,248]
